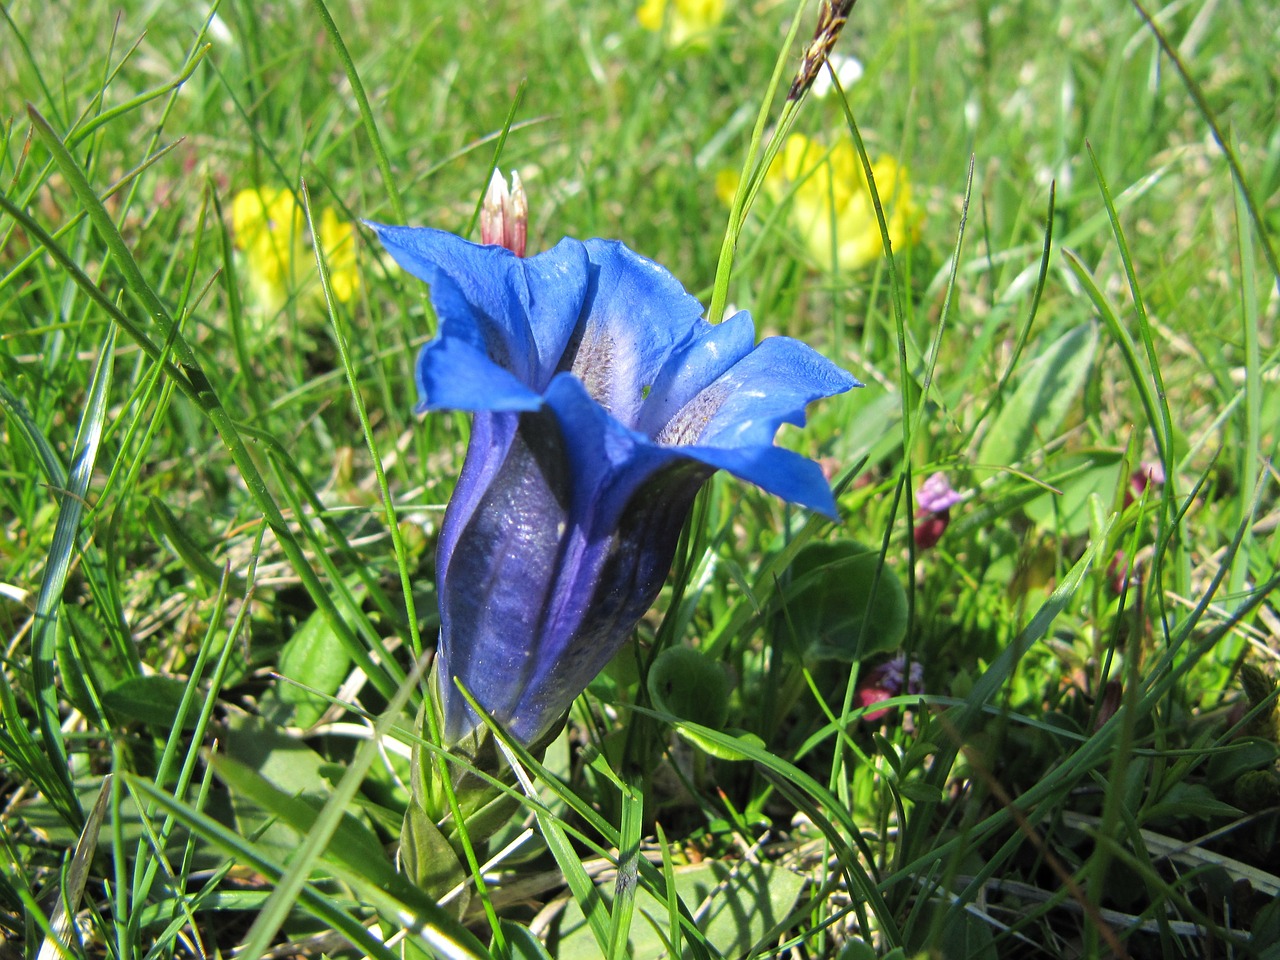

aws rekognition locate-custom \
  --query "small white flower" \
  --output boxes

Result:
[812,53,864,99]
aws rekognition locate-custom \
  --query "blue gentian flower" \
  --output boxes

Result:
[370,224,858,746]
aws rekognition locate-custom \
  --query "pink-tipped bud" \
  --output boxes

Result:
[507,170,527,257]
[480,170,528,257]
[913,511,950,550]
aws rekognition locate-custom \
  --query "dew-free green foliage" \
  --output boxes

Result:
[2,1,1279,958]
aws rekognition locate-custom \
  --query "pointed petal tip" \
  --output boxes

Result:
[791,475,841,520]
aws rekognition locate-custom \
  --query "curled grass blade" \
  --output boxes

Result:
[37,775,111,960]
[1084,143,1177,527]
[29,323,116,828]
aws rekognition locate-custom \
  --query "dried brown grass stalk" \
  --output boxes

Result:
[788,0,859,101]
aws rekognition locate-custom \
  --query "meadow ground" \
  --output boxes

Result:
[2,0,1279,957]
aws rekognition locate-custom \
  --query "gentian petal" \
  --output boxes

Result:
[676,443,841,517]
[682,336,859,449]
[431,408,571,740]
[369,223,588,389]
[415,337,541,414]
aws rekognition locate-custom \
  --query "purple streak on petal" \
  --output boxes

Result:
[634,311,757,439]
[683,336,859,449]
[432,410,517,669]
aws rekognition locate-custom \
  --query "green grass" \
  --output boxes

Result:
[3,0,1279,958]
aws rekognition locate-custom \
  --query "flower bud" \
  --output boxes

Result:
[480,170,527,257]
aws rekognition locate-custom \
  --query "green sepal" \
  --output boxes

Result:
[400,664,562,898]
[401,797,470,916]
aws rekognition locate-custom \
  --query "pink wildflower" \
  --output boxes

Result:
[1123,460,1165,508]
[856,654,924,723]
[913,472,961,549]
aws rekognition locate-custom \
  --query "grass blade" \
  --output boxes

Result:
[29,323,117,827]
[24,104,402,703]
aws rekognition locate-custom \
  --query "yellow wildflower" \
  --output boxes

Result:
[232,188,305,311]
[637,0,726,48]
[231,187,359,312]
[726,133,919,272]
[317,207,360,303]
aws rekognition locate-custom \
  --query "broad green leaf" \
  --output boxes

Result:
[1142,782,1243,825]
[220,708,339,863]
[211,751,487,943]
[677,727,766,762]
[556,859,805,960]
[56,607,116,722]
[260,585,363,728]
[836,941,878,960]
[1022,450,1125,535]
[102,676,196,731]
[906,899,998,960]
[145,498,243,592]
[401,798,470,909]
[1204,738,1280,788]
[221,708,331,789]
[771,541,908,663]
[976,322,1098,469]
[501,921,555,960]
[209,753,393,884]
[647,647,730,730]
[895,780,945,805]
